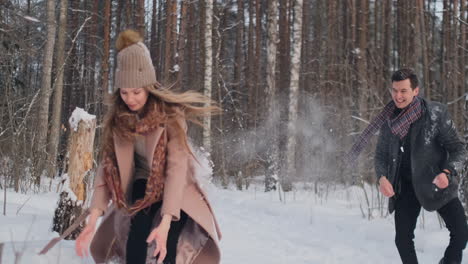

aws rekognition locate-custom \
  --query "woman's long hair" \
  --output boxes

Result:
[100,83,221,159]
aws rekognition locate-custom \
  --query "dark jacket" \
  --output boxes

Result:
[375,98,467,213]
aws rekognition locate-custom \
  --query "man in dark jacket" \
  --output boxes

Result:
[374,69,468,264]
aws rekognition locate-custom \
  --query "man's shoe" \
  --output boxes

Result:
[439,257,461,264]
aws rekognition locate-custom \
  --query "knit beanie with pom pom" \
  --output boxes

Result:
[114,29,157,91]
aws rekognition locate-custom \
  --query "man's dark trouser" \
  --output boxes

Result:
[394,181,468,264]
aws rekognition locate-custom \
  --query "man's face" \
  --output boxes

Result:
[391,79,419,109]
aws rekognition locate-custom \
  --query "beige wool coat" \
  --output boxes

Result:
[88,116,222,264]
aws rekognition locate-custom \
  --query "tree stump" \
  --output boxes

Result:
[52,108,96,239]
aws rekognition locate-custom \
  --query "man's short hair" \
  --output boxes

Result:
[391,68,419,89]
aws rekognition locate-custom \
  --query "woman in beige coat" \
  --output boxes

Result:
[75,30,222,264]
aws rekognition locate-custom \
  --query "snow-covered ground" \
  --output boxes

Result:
[0,184,466,264]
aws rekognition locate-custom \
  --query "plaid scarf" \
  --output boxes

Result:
[346,96,423,164]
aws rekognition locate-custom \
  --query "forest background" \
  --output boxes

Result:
[1,0,468,214]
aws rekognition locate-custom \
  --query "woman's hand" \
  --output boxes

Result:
[75,209,101,257]
[75,222,96,257]
[147,214,172,264]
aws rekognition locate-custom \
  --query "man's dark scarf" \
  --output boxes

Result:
[346,96,423,164]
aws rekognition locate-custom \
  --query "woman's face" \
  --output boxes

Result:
[119,87,149,112]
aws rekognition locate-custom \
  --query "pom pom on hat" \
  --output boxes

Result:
[116,29,143,52]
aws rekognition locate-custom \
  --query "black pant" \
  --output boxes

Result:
[126,179,188,264]
[394,181,468,264]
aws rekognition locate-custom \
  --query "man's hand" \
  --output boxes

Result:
[379,176,395,197]
[433,172,449,189]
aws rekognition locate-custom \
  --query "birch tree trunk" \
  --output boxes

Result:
[460,0,466,127]
[88,0,100,117]
[246,0,255,127]
[212,2,228,187]
[175,1,188,89]
[231,0,248,190]
[203,0,213,153]
[459,0,466,110]
[35,0,57,183]
[284,0,303,192]
[47,0,68,179]
[265,0,279,192]
[356,0,369,183]
[459,0,468,213]
[254,0,261,130]
[277,0,290,188]
[452,0,461,126]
